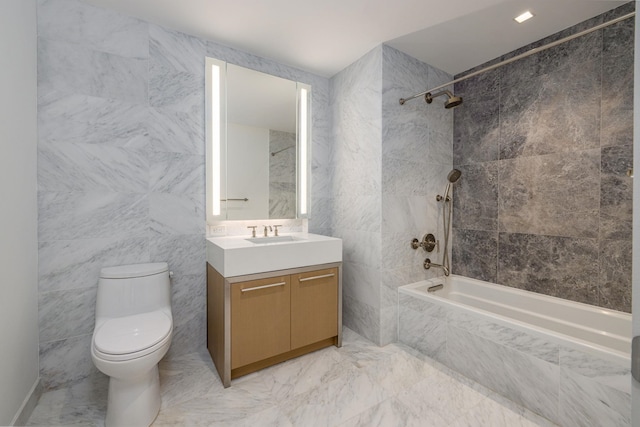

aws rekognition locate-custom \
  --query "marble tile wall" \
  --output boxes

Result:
[380,45,453,345]
[37,0,330,390]
[452,3,635,312]
[329,45,454,345]
[398,292,632,426]
[329,46,383,343]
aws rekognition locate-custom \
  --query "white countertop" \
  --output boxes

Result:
[207,232,342,277]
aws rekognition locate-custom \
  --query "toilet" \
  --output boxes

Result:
[91,262,173,427]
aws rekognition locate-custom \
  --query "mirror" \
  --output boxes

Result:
[205,57,311,222]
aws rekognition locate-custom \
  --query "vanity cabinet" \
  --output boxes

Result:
[291,268,338,349]
[231,275,291,369]
[207,263,341,387]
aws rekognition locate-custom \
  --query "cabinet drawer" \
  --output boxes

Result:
[231,275,291,369]
[291,268,338,349]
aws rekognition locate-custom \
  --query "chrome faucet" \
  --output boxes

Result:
[423,258,450,276]
[263,225,272,237]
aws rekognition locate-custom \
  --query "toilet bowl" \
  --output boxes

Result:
[91,262,173,427]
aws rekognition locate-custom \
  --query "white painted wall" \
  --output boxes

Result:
[226,123,269,220]
[633,6,640,426]
[0,0,39,424]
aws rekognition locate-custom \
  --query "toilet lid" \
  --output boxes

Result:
[94,311,172,355]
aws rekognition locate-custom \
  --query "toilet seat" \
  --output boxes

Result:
[93,311,172,362]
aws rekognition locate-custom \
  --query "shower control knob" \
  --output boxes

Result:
[422,234,436,252]
[411,238,420,250]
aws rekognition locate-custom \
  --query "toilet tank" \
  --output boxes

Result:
[96,262,171,320]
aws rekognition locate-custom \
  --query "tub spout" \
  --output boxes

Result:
[423,258,450,276]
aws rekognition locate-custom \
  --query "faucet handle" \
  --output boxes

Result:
[247,226,257,238]
[273,225,283,236]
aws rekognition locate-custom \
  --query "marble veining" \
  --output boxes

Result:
[447,308,560,364]
[447,326,560,422]
[38,38,149,105]
[452,4,634,312]
[38,141,149,193]
[150,193,204,236]
[38,192,149,241]
[399,286,632,426]
[598,238,633,312]
[28,328,552,427]
[39,334,97,390]
[148,106,205,155]
[452,162,499,231]
[559,346,631,394]
[38,236,150,292]
[497,233,599,305]
[452,229,498,282]
[37,0,148,59]
[38,287,97,342]
[398,304,447,363]
[149,234,205,278]
[558,367,631,427]
[37,0,330,390]
[600,144,634,241]
[149,151,205,194]
[498,150,600,238]
[149,24,207,77]
[38,91,149,148]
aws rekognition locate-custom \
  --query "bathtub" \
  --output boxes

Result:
[398,275,632,427]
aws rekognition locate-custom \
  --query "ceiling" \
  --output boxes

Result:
[81,0,629,77]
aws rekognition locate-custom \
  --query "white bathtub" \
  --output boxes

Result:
[398,275,632,426]
[400,275,631,361]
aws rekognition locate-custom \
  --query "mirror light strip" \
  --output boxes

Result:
[299,88,308,215]
[211,64,221,216]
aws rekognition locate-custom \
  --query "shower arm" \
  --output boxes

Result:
[399,11,635,105]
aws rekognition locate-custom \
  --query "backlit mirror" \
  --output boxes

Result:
[206,57,311,222]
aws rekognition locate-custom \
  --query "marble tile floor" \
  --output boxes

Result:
[26,328,557,427]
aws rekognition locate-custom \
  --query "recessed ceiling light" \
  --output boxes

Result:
[514,11,534,24]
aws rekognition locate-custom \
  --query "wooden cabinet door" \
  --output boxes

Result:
[231,275,291,369]
[291,268,338,350]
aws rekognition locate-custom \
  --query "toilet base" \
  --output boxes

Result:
[105,365,161,427]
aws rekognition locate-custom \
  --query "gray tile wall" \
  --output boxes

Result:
[37,0,330,390]
[452,3,634,312]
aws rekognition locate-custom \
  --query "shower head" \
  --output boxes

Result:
[441,169,462,202]
[447,168,462,183]
[425,90,463,109]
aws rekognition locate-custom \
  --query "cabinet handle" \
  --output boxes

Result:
[241,282,286,293]
[299,273,335,282]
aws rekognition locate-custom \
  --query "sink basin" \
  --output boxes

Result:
[207,233,342,277]
[246,236,296,244]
